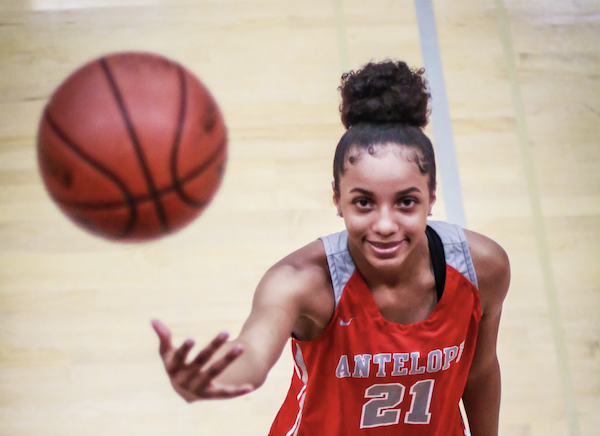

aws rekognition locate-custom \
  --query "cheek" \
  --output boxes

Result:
[403,213,428,237]
[342,212,372,237]
[393,211,429,237]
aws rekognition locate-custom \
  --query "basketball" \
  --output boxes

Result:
[37,51,227,241]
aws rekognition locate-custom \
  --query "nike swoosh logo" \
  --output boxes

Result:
[339,317,356,326]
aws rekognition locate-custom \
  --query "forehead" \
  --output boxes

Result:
[340,144,428,190]
[345,143,419,163]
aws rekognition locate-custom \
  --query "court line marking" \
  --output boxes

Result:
[413,3,468,430]
[414,0,466,228]
[494,1,580,435]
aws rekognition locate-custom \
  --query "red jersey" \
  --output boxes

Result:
[269,221,481,436]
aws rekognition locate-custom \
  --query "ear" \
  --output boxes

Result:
[332,181,343,217]
[428,190,437,216]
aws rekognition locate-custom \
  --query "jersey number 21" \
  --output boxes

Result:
[360,379,435,428]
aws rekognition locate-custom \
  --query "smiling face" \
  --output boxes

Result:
[333,143,436,274]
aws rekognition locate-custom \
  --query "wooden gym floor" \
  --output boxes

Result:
[0,0,598,435]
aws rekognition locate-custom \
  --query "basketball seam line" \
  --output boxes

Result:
[45,142,226,210]
[43,111,138,237]
[99,57,169,232]
[169,66,189,206]
[168,67,227,209]
[169,65,209,208]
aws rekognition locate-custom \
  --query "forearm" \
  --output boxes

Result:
[209,337,272,390]
[462,358,501,436]
[211,297,298,390]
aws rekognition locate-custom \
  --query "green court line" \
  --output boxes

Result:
[333,0,351,74]
[495,1,580,435]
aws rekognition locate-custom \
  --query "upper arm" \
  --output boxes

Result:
[464,230,511,378]
[235,265,308,378]
[229,241,332,387]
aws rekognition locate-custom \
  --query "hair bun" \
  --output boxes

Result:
[339,60,430,129]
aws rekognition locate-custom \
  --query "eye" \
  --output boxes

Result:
[353,197,373,209]
[398,197,418,209]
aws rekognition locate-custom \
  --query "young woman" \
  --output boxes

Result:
[152,60,510,436]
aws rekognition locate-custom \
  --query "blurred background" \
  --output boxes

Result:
[0,0,598,435]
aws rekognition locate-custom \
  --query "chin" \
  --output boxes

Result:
[367,254,408,271]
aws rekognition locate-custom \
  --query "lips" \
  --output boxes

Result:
[366,239,404,255]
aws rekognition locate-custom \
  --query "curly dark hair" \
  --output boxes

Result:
[339,61,430,128]
[333,60,436,196]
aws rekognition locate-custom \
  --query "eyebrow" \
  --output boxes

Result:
[349,187,422,197]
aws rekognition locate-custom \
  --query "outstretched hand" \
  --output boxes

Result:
[151,319,253,402]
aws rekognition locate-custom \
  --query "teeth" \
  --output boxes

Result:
[372,241,397,248]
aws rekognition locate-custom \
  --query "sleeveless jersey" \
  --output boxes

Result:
[268,221,481,436]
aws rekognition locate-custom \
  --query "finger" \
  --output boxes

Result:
[192,345,244,391]
[167,339,195,375]
[201,383,254,399]
[151,318,174,358]
[190,331,230,367]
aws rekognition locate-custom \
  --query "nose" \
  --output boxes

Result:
[372,206,398,236]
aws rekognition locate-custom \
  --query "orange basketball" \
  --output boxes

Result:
[37,52,227,241]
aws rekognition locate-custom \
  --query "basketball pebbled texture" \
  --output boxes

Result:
[37,52,227,241]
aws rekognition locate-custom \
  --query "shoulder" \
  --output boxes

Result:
[253,238,335,339]
[463,229,510,275]
[263,239,329,288]
[255,239,332,309]
[463,229,511,315]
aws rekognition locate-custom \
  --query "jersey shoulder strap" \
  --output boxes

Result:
[426,220,478,289]
[319,231,355,308]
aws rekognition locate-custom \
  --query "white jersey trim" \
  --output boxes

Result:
[287,343,309,436]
